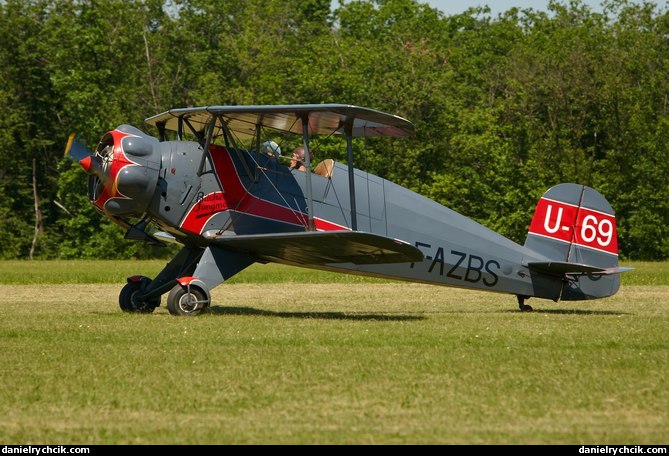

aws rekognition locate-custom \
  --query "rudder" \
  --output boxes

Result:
[524,183,622,300]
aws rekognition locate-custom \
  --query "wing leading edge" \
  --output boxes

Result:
[193,230,424,265]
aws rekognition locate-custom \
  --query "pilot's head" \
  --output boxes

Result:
[290,146,313,170]
[261,140,281,159]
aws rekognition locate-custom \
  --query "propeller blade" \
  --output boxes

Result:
[64,133,91,161]
[64,133,103,177]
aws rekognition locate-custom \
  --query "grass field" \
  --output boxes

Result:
[0,261,667,444]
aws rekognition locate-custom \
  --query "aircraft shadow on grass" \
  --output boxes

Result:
[208,306,426,321]
[208,306,630,318]
[501,308,631,316]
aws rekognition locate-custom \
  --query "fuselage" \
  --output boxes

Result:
[149,142,562,300]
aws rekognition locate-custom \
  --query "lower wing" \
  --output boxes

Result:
[156,230,423,265]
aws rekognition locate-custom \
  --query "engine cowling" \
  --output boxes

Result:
[88,125,161,217]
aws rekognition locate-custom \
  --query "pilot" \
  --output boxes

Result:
[290,146,314,172]
[261,140,281,160]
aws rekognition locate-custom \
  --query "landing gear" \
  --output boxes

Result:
[119,279,160,313]
[167,283,210,316]
[117,246,254,316]
[517,295,533,312]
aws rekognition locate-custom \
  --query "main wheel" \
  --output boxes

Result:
[119,281,159,313]
[167,284,209,316]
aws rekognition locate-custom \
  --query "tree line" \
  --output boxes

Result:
[0,0,667,260]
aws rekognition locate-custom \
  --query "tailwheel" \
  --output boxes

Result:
[517,295,533,312]
[167,283,209,316]
[119,279,159,313]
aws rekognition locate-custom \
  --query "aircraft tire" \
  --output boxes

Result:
[119,281,158,313]
[167,284,209,316]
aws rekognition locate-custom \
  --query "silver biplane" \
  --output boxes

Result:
[66,104,630,315]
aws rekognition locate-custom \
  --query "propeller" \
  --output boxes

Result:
[64,126,162,221]
[64,133,105,180]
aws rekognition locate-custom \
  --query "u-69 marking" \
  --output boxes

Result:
[529,198,618,255]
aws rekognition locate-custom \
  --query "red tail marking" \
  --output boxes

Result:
[529,197,618,256]
[572,206,618,255]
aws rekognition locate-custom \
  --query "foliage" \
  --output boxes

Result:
[0,0,667,259]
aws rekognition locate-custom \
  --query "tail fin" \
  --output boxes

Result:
[524,183,629,300]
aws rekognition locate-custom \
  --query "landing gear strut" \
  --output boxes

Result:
[517,295,533,312]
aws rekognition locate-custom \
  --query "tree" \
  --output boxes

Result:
[0,0,666,260]
[0,0,62,258]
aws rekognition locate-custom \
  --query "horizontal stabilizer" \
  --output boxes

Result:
[528,261,633,276]
[202,230,424,265]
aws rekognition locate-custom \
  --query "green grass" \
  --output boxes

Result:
[0,261,667,444]
[0,260,388,285]
[619,261,669,285]
[0,259,664,285]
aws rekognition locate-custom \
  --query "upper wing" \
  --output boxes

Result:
[154,230,423,265]
[145,104,414,139]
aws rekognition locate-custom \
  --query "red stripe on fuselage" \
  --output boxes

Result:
[180,145,347,235]
[180,191,229,234]
[314,217,348,231]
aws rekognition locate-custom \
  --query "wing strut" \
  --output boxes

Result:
[344,120,357,231]
[184,117,204,143]
[301,114,315,231]
[196,115,216,176]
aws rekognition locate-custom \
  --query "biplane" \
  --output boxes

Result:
[65,104,630,316]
